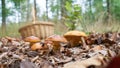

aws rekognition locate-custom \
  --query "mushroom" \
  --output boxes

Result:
[24,36,40,46]
[5,36,16,42]
[31,42,48,51]
[64,30,87,47]
[45,35,67,51]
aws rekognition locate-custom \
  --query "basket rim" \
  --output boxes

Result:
[19,21,54,32]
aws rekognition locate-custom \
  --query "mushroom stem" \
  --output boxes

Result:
[30,42,35,46]
[70,40,80,47]
[51,41,61,53]
[81,37,86,47]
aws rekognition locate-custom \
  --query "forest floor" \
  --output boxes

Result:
[0,32,120,68]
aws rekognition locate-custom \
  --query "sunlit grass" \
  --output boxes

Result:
[0,23,25,37]
[85,22,120,33]
[0,19,120,37]
[83,15,120,33]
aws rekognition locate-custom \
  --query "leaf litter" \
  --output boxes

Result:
[0,32,120,68]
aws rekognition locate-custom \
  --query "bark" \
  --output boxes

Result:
[106,0,111,23]
[60,0,66,24]
[33,0,37,21]
[46,0,48,20]
[88,0,92,15]
[1,0,6,35]
[88,0,94,23]
[26,0,30,21]
[107,0,110,15]
[56,0,60,20]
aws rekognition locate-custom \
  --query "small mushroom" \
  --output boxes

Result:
[64,30,87,47]
[45,35,67,51]
[31,42,48,51]
[24,36,40,46]
[5,36,16,42]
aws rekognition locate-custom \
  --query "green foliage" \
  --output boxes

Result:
[65,2,81,30]
[10,0,25,9]
[50,0,60,13]
[111,0,120,20]
[0,7,12,17]
[49,0,61,19]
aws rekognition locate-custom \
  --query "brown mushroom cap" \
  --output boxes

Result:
[31,43,42,51]
[45,35,67,51]
[24,36,40,43]
[5,36,16,42]
[64,30,87,47]
[31,42,48,51]
[64,30,87,37]
[46,35,67,43]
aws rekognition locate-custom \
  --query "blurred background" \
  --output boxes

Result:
[0,0,120,37]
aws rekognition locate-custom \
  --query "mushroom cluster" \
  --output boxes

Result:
[24,36,44,51]
[23,30,87,52]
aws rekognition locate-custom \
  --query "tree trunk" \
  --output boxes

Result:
[56,0,60,21]
[88,0,92,15]
[1,0,6,35]
[26,0,30,21]
[106,0,111,23]
[88,0,94,23]
[60,0,66,24]
[107,0,110,15]
[33,0,37,21]
[46,0,48,20]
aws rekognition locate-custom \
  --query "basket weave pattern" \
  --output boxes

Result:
[19,22,54,39]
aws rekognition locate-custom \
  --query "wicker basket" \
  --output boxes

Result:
[19,21,54,39]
